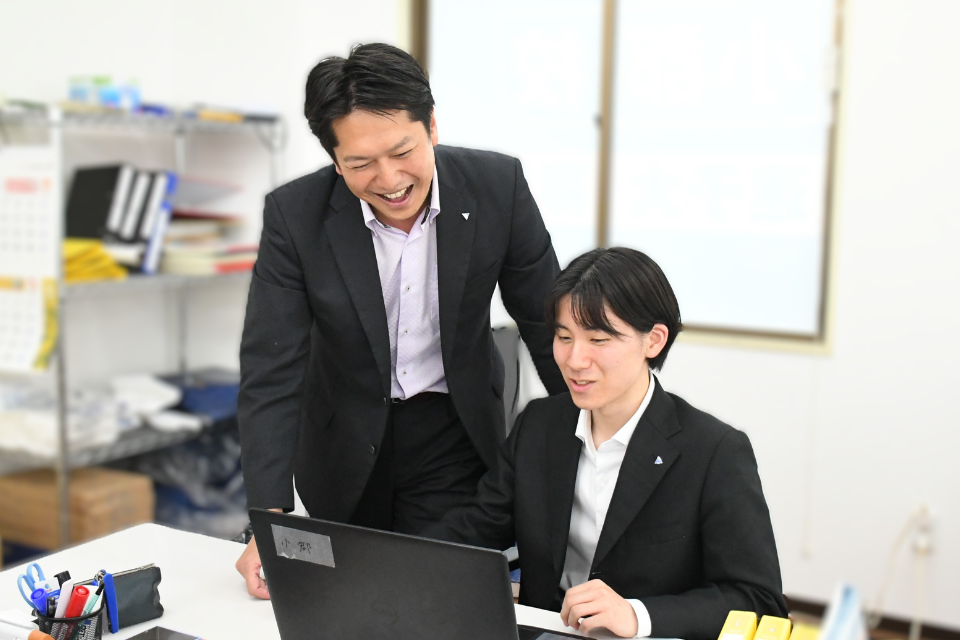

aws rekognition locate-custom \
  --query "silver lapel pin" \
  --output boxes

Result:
[462,212,470,220]
[654,456,663,465]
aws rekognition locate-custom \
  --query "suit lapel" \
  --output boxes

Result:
[547,398,585,578]
[591,382,682,570]
[435,150,477,365]
[324,178,392,396]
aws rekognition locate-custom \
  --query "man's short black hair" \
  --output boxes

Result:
[545,247,682,371]
[304,43,435,161]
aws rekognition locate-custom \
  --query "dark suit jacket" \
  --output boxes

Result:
[423,381,788,640]
[238,145,566,519]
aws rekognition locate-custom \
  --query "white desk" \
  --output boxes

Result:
[0,524,592,639]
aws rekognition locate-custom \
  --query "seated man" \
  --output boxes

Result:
[423,247,788,639]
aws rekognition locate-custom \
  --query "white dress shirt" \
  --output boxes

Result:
[559,373,656,638]
[360,167,447,399]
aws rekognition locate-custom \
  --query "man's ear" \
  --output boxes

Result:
[644,324,670,361]
[429,110,439,146]
[334,160,343,176]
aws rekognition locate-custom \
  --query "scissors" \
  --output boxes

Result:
[17,562,53,607]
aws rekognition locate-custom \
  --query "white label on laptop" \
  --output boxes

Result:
[271,524,336,568]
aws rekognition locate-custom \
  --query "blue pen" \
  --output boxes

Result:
[29,588,47,613]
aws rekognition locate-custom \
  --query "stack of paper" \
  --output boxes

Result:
[64,239,126,283]
[160,241,257,275]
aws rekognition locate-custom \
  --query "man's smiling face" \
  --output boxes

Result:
[332,108,438,231]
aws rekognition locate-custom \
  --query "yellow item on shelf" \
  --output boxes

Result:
[754,616,792,640]
[718,611,758,640]
[196,108,244,123]
[32,278,58,369]
[63,239,127,283]
[789,623,820,640]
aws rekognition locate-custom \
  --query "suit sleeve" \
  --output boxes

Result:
[497,158,566,395]
[238,193,313,511]
[640,430,788,639]
[420,410,526,550]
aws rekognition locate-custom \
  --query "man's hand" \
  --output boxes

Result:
[236,535,270,599]
[559,579,639,638]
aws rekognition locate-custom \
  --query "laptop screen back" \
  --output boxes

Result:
[250,509,520,640]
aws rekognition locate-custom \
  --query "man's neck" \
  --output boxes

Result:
[590,370,651,448]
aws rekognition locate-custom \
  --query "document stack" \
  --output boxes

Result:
[65,164,178,274]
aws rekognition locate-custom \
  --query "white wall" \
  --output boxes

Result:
[1,0,401,385]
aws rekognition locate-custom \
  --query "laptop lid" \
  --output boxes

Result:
[250,508,522,640]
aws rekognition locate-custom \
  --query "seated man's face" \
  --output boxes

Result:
[331,108,438,228]
[552,297,650,412]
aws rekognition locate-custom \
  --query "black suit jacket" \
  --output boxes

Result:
[238,145,566,519]
[423,381,788,640]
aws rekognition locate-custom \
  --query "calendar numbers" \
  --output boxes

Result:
[0,146,59,372]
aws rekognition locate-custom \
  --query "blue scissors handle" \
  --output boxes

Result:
[17,563,51,606]
[17,574,37,607]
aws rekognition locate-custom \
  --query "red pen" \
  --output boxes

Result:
[63,585,89,617]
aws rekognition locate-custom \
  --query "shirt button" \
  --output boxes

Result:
[403,329,409,335]
[402,370,407,376]
[369,445,377,455]
[405,285,411,292]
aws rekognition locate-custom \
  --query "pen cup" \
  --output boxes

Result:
[33,603,104,640]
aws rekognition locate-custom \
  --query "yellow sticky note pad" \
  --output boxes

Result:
[789,623,820,640]
[755,616,792,640]
[718,611,758,640]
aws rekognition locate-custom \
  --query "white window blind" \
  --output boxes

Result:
[429,0,603,269]
[608,0,837,336]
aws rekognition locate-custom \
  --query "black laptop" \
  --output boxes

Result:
[249,509,583,640]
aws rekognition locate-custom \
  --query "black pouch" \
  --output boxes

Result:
[105,564,164,632]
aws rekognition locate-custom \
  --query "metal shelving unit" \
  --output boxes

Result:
[0,108,286,186]
[0,105,279,547]
[0,424,205,476]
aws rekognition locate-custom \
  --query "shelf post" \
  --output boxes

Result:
[50,105,71,548]
[178,280,189,379]
[269,119,284,188]
[174,123,187,176]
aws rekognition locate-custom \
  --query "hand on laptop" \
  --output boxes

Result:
[236,535,270,599]
[559,579,639,638]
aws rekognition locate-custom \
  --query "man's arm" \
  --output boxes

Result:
[640,430,788,639]
[497,158,566,395]
[238,192,314,511]
[420,410,525,550]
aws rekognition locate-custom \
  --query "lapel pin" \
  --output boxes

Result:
[654,456,663,465]
[462,212,470,220]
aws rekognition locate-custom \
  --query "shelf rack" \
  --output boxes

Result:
[0,107,286,188]
[0,424,206,477]
[0,105,279,547]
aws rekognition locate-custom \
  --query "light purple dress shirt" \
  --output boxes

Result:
[360,167,447,399]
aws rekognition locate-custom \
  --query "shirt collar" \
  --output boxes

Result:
[574,372,657,451]
[361,166,441,232]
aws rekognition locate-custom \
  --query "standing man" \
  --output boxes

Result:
[235,43,566,598]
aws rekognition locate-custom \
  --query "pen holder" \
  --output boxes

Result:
[33,606,104,640]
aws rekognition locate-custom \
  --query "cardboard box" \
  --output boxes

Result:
[0,467,154,549]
